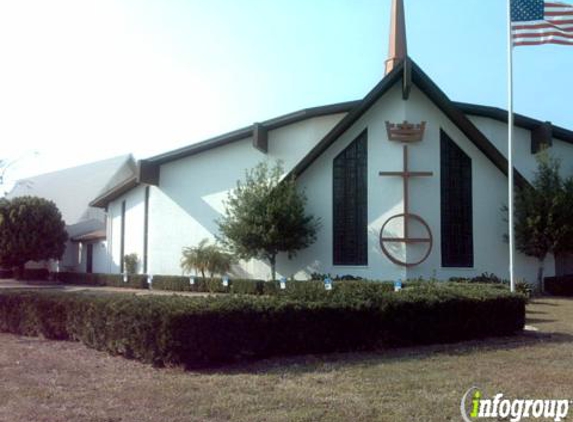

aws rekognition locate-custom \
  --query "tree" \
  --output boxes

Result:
[205,246,234,279]
[513,153,573,288]
[180,238,234,279]
[0,196,68,276]
[556,177,573,255]
[181,238,211,279]
[218,161,319,281]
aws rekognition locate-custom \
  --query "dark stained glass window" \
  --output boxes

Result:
[333,130,368,266]
[440,129,473,267]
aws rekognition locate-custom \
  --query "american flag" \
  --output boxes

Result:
[511,0,573,46]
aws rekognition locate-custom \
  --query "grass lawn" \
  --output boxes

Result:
[0,296,571,422]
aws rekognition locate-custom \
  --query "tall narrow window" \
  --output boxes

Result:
[440,130,473,267]
[120,200,126,273]
[333,130,368,265]
[143,186,150,274]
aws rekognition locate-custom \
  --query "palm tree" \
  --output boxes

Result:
[181,239,210,279]
[181,239,235,279]
[205,245,234,279]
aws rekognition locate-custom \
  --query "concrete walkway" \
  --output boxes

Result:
[0,279,215,297]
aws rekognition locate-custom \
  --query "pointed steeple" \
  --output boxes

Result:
[385,0,408,75]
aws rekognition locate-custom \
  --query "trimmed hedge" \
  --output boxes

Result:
[151,275,231,293]
[15,268,50,281]
[0,284,525,367]
[0,268,13,279]
[545,275,573,296]
[56,272,149,290]
[57,272,395,300]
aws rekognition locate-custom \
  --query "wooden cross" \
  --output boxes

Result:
[379,145,433,241]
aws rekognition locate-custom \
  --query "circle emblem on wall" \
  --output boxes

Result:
[379,213,433,267]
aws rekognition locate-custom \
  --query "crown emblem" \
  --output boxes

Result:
[385,121,426,142]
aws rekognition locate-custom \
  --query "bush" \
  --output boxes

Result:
[310,272,364,281]
[150,276,393,299]
[123,254,139,274]
[151,275,195,292]
[57,272,149,290]
[545,275,573,296]
[0,268,13,279]
[448,272,533,299]
[20,268,50,281]
[448,272,505,284]
[0,285,525,367]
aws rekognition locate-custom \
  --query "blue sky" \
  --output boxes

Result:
[0,0,571,186]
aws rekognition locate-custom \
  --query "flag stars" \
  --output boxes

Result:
[511,0,544,21]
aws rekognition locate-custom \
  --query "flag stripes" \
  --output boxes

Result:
[512,1,573,46]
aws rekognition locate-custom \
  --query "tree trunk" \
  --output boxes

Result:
[538,258,545,293]
[269,254,277,282]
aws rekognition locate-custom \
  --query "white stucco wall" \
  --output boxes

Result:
[115,113,347,277]
[283,84,407,281]
[404,87,547,282]
[281,84,560,283]
[107,185,147,274]
[59,241,79,271]
[468,115,573,181]
[103,84,573,284]
[77,240,108,274]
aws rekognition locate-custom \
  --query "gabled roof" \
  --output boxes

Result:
[71,229,106,242]
[290,57,529,188]
[8,155,136,224]
[145,101,359,166]
[90,101,359,208]
[90,176,138,208]
[455,102,573,145]
[91,57,572,208]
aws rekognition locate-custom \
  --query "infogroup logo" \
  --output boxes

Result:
[461,387,570,422]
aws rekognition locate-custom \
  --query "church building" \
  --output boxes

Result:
[91,0,573,283]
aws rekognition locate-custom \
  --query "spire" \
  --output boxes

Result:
[385,0,408,75]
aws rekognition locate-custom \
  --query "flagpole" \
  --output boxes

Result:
[507,0,516,293]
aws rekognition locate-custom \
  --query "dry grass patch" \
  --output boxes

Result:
[0,297,571,422]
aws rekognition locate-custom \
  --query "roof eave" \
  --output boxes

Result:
[455,102,573,145]
[290,60,406,178]
[144,100,361,168]
[89,177,139,208]
[290,57,530,189]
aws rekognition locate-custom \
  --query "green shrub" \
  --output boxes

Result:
[101,273,149,289]
[229,279,266,295]
[21,268,50,281]
[151,275,196,292]
[56,272,102,286]
[448,272,505,284]
[123,253,139,274]
[545,275,573,296]
[0,268,13,279]
[57,272,149,290]
[309,273,364,281]
[0,285,525,367]
[8,267,50,281]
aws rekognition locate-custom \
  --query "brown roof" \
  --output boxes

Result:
[289,57,530,188]
[71,229,106,242]
[91,57,573,208]
[455,102,573,145]
[90,176,138,208]
[90,101,359,208]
